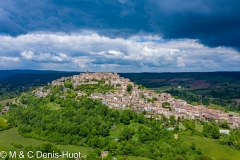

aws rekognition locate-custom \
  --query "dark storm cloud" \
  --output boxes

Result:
[147,0,240,51]
[0,0,240,51]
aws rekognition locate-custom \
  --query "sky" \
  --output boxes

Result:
[0,0,240,72]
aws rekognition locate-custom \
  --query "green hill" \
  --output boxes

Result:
[181,135,240,160]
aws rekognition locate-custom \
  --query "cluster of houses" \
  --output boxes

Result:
[51,72,240,129]
[34,87,51,98]
[1,106,10,115]
[52,77,69,86]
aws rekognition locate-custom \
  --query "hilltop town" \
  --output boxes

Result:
[47,72,240,129]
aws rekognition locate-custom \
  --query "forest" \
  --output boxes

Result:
[6,95,205,160]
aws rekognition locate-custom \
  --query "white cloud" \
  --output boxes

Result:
[177,57,185,67]
[20,51,72,63]
[20,51,34,59]
[0,56,20,69]
[0,32,239,72]
[0,56,20,62]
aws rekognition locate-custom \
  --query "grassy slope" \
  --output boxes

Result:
[181,135,240,160]
[0,128,151,160]
[0,98,15,106]
[47,102,61,110]
[0,128,91,158]
[108,123,152,160]
[112,123,240,160]
[0,128,45,150]
[0,117,7,127]
[195,122,203,133]
[116,156,152,160]
[150,86,171,92]
[109,123,141,141]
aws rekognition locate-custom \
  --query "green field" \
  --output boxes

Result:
[0,128,46,151]
[109,123,141,141]
[0,98,15,106]
[181,135,240,160]
[0,128,91,159]
[0,128,151,160]
[195,122,203,133]
[47,102,61,110]
[115,156,152,160]
[150,86,171,92]
[0,117,8,127]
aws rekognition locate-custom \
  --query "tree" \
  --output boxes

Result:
[212,126,220,139]
[183,119,195,132]
[137,114,145,124]
[97,123,109,137]
[86,150,101,160]
[91,136,99,148]
[173,96,178,99]
[140,93,145,99]
[123,142,133,155]
[147,98,154,103]
[142,110,147,115]
[221,120,230,129]
[120,113,130,125]
[39,143,60,153]
[162,102,170,108]
[152,97,157,101]
[119,127,134,141]
[203,123,212,138]
[138,85,147,90]
[127,84,133,92]
[108,140,118,153]
[64,80,72,88]
[190,142,196,150]
[79,127,89,137]
[138,125,151,142]
[169,115,176,127]
[191,102,198,106]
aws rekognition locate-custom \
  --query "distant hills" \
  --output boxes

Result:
[0,70,80,79]
[1,70,240,87]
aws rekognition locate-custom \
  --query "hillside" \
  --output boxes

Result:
[1,72,240,159]
[1,71,240,112]
[0,71,80,101]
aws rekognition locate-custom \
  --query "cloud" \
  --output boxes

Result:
[0,56,19,62]
[20,51,72,63]
[0,32,239,71]
[0,0,239,52]
[20,51,34,59]
[0,56,20,69]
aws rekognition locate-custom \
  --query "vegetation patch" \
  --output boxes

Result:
[0,128,91,158]
[47,102,61,110]
[181,135,240,160]
[0,117,8,127]
[6,96,208,159]
[0,98,15,106]
[195,122,203,133]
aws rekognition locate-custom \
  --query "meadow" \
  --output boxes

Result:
[0,128,91,159]
[0,128,151,160]
[181,135,240,160]
[0,117,8,127]
[0,98,15,106]
[47,102,61,110]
